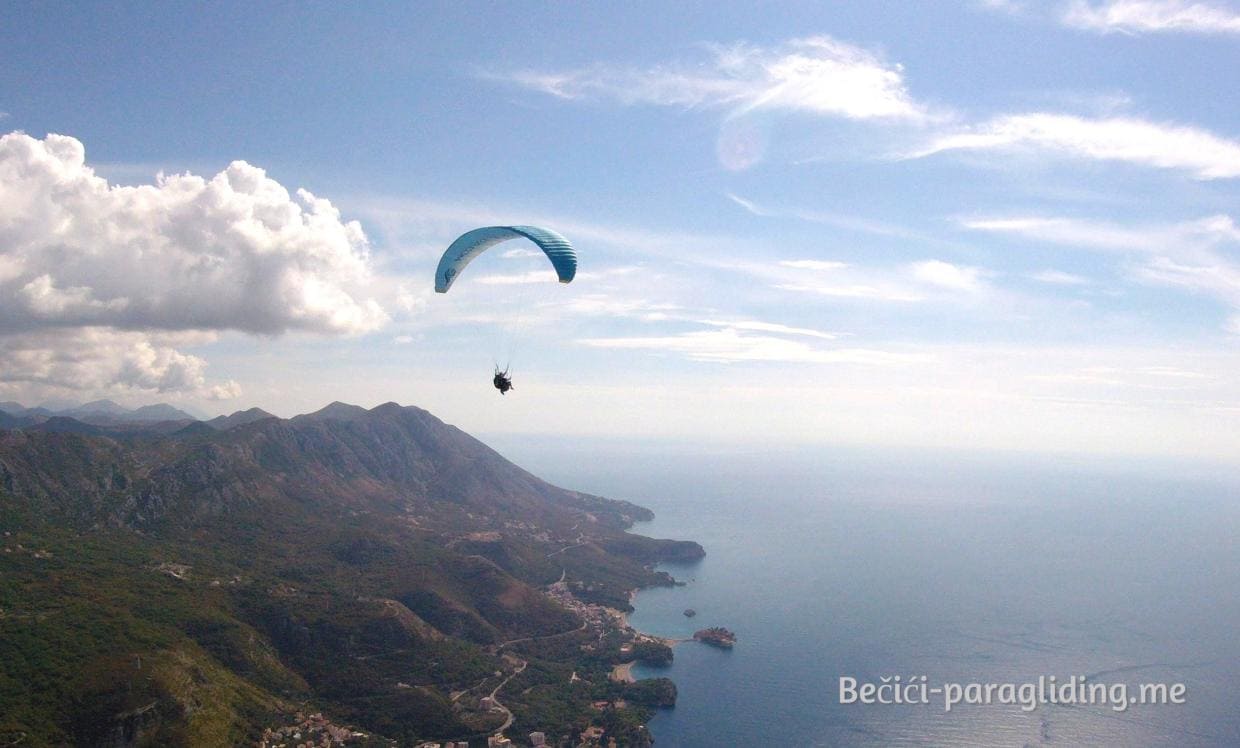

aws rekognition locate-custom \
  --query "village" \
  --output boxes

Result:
[258,556,680,747]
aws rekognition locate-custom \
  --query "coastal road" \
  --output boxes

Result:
[546,532,588,558]
[492,619,589,652]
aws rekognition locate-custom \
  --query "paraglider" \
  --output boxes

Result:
[434,226,577,395]
[493,366,514,395]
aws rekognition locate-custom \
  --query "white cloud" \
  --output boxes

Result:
[394,283,429,315]
[577,327,921,365]
[1031,269,1092,285]
[775,258,989,301]
[977,0,1029,13]
[779,259,851,271]
[501,247,546,259]
[963,212,1240,330]
[960,213,1240,254]
[697,319,840,340]
[495,36,932,122]
[204,380,243,401]
[731,193,939,241]
[0,132,390,397]
[0,328,238,397]
[473,270,562,286]
[777,282,926,302]
[1134,255,1240,299]
[915,113,1240,179]
[909,260,987,292]
[552,294,682,319]
[0,132,387,335]
[1062,0,1240,34]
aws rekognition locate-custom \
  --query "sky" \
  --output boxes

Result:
[2,1,1240,462]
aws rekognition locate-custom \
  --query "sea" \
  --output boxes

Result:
[484,437,1240,747]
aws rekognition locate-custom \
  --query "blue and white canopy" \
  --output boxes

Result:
[434,225,577,293]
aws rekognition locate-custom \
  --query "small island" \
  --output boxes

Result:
[693,627,736,649]
[683,608,696,618]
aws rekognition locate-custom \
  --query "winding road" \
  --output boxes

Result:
[487,658,527,733]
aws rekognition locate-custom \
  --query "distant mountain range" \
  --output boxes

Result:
[0,399,275,435]
[0,398,200,422]
[0,401,701,746]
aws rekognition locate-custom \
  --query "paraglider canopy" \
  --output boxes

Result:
[434,225,576,293]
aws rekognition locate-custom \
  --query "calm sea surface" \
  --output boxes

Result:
[485,438,1240,747]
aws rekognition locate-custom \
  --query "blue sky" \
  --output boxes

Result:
[2,1,1240,461]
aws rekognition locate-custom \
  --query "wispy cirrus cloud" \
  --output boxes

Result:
[962,212,1240,331]
[727,193,948,243]
[776,257,992,302]
[697,319,841,340]
[577,327,922,365]
[913,113,1240,179]
[960,213,1240,254]
[779,260,851,272]
[1030,269,1093,285]
[491,36,934,122]
[1134,255,1240,307]
[1062,0,1240,34]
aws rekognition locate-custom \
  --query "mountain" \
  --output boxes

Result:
[0,400,196,425]
[0,401,199,440]
[128,403,198,422]
[0,402,701,746]
[0,402,54,419]
[206,407,276,431]
[63,399,130,418]
[291,400,371,423]
[23,415,109,436]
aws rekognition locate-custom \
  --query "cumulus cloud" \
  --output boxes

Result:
[0,132,390,397]
[494,36,932,122]
[1062,0,1240,34]
[0,328,239,395]
[914,113,1240,179]
[0,132,386,335]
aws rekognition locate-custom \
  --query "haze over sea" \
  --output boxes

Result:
[488,437,1240,747]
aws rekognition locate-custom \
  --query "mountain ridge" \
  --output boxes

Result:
[0,401,701,746]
